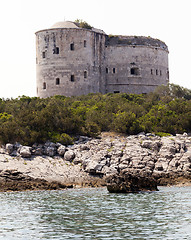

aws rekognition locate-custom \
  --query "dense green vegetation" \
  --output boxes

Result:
[75,19,92,29]
[0,84,191,145]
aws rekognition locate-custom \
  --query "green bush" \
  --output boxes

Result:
[50,133,74,145]
[155,132,172,137]
[75,19,92,29]
[0,84,191,145]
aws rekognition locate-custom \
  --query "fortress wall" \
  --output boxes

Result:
[36,29,106,97]
[105,45,169,94]
[36,22,169,97]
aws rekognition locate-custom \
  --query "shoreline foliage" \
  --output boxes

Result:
[0,84,191,145]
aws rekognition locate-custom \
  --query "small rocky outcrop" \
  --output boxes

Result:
[106,172,158,193]
[0,170,72,192]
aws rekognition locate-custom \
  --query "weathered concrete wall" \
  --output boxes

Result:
[36,28,106,97]
[36,22,169,98]
[105,44,169,94]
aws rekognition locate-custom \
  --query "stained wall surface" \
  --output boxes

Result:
[36,22,169,97]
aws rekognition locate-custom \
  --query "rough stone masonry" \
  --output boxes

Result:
[36,21,169,98]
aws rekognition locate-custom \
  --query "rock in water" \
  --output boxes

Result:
[106,172,158,193]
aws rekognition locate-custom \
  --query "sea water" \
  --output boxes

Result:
[0,186,191,240]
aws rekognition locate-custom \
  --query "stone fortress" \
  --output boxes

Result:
[35,21,169,98]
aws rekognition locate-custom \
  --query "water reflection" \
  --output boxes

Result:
[0,186,191,239]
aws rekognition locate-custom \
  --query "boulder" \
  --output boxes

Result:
[32,147,43,156]
[85,161,105,174]
[106,172,158,193]
[5,143,14,154]
[20,146,32,158]
[57,145,66,156]
[64,150,75,162]
[45,146,56,157]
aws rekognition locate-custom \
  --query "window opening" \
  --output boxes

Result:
[71,75,75,82]
[42,52,46,58]
[130,67,139,75]
[151,69,153,75]
[114,91,120,93]
[70,43,74,51]
[113,68,116,74]
[56,78,60,85]
[106,68,108,74]
[167,70,169,80]
[156,69,158,75]
[53,47,59,54]
[84,40,87,47]
[43,82,46,89]
[84,71,87,79]
[160,70,162,76]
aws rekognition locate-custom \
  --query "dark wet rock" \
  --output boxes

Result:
[106,172,158,193]
[0,170,72,192]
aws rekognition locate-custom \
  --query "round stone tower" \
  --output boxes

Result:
[36,21,106,98]
[105,35,169,94]
[36,21,169,97]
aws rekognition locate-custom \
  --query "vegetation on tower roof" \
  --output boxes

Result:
[75,19,92,30]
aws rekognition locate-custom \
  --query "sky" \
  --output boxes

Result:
[0,0,191,99]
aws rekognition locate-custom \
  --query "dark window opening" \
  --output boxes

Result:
[151,69,153,75]
[42,52,46,58]
[106,68,108,74]
[84,71,87,79]
[114,91,120,93]
[130,67,139,75]
[53,47,59,54]
[113,68,116,73]
[71,75,75,82]
[70,43,74,51]
[167,70,169,80]
[84,40,87,47]
[56,78,60,85]
[156,69,158,75]
[43,82,46,89]
[160,70,162,76]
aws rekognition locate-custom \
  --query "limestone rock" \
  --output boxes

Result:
[5,143,14,154]
[20,146,32,158]
[45,146,56,157]
[32,147,43,156]
[64,150,75,162]
[57,145,66,156]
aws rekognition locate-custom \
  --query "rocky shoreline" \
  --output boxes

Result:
[0,132,191,192]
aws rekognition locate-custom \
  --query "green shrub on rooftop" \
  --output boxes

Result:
[75,19,92,30]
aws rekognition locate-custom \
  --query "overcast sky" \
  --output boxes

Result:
[0,0,190,99]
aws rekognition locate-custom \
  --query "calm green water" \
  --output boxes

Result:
[0,186,191,240]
